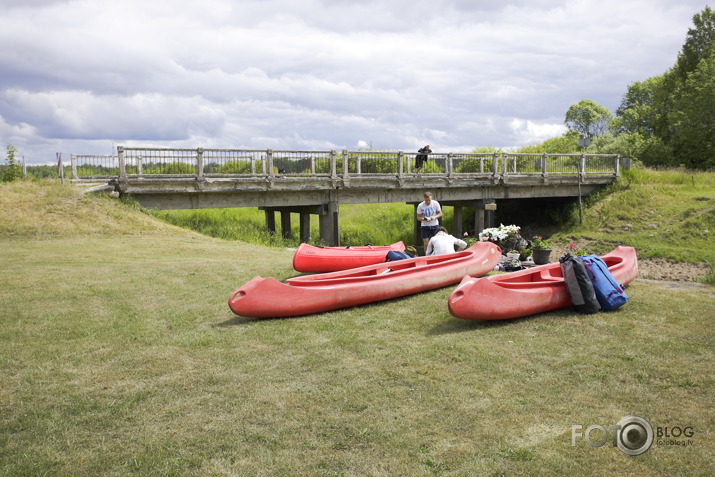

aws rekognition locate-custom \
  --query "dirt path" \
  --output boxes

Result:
[549,243,709,282]
[636,258,709,282]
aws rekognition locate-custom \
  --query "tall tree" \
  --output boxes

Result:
[516,131,580,154]
[671,48,715,169]
[611,6,714,168]
[613,76,665,138]
[564,99,613,139]
[674,6,715,80]
[669,6,715,168]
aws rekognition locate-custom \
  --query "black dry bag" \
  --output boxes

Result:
[560,253,600,314]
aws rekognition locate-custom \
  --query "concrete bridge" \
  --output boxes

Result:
[70,147,624,246]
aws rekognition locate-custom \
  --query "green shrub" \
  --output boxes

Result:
[217,161,251,174]
[2,144,22,182]
[143,162,196,174]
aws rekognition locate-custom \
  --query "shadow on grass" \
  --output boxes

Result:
[428,310,570,335]
[215,314,309,327]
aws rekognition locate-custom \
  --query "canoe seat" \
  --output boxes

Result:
[539,269,564,281]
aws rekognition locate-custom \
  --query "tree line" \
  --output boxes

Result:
[501,6,714,170]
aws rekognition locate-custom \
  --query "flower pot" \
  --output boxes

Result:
[532,249,552,265]
[506,252,521,260]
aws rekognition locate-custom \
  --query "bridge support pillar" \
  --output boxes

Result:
[265,209,276,235]
[453,206,463,237]
[299,213,311,243]
[261,203,336,245]
[474,201,486,235]
[280,211,292,239]
[484,201,496,229]
[319,200,339,246]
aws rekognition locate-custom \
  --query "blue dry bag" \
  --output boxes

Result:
[580,255,629,311]
[386,251,412,261]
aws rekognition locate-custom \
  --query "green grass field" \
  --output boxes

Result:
[1,179,713,476]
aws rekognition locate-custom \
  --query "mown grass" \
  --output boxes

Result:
[1,180,714,476]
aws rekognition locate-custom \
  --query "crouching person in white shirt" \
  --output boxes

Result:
[425,227,467,256]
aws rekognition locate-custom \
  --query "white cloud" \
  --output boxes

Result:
[510,119,568,146]
[0,0,710,163]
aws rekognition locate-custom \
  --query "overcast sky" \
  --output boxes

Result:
[0,0,710,164]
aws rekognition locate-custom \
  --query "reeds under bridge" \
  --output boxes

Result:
[69,147,626,246]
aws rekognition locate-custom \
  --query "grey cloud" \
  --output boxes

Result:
[1,90,226,140]
[0,0,711,163]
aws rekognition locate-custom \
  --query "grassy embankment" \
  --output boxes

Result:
[550,168,715,265]
[0,177,713,476]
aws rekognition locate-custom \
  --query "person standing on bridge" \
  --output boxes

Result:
[426,227,467,256]
[416,191,442,253]
[415,144,431,174]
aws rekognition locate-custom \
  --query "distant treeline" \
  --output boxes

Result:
[520,6,714,170]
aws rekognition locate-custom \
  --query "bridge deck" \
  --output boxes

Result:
[69,147,622,246]
[108,172,614,209]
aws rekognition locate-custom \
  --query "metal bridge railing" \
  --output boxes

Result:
[500,153,620,176]
[69,148,620,181]
[71,154,120,178]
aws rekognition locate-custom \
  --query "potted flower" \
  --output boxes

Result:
[478,224,522,253]
[506,249,521,260]
[531,235,552,264]
[569,242,588,256]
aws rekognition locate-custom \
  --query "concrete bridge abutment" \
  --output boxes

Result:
[260,198,339,246]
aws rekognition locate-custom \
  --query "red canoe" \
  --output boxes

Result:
[229,242,502,318]
[292,241,406,273]
[448,246,638,321]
